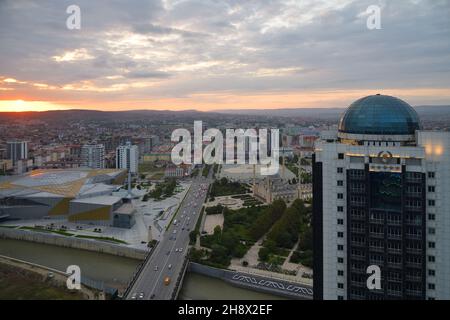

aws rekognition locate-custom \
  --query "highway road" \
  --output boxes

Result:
[126,173,211,300]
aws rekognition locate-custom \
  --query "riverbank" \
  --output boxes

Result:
[0,258,91,300]
[179,272,287,300]
[0,239,287,300]
[0,227,148,260]
[188,262,313,300]
[0,239,141,291]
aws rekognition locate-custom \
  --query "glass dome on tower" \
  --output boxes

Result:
[338,94,421,136]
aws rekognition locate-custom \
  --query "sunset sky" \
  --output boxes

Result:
[0,0,449,112]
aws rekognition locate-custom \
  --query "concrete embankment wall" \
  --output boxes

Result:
[189,262,227,278]
[0,228,147,260]
[188,262,313,300]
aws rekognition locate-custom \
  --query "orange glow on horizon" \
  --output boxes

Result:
[1,87,450,112]
[0,100,69,112]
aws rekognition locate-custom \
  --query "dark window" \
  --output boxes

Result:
[338,270,344,276]
[338,245,344,251]
[428,270,435,276]
[338,193,344,199]
[338,296,344,300]
[337,206,344,212]
[428,283,435,290]
[428,186,435,193]
[337,167,344,173]
[428,172,435,179]
[429,242,435,249]
[428,256,435,263]
[338,153,344,160]
[338,219,344,225]
[428,200,435,206]
[428,214,435,221]
[338,283,344,289]
[337,180,344,186]
[338,257,344,263]
[338,232,344,238]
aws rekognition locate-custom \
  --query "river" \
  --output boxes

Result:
[0,239,285,300]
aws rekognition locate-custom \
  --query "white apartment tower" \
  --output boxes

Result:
[116,142,139,174]
[313,94,450,300]
[81,144,105,169]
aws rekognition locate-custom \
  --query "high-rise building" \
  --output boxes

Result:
[116,142,139,174]
[313,94,450,300]
[7,141,28,166]
[81,144,105,169]
[142,135,159,154]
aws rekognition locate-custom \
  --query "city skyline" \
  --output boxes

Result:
[1,0,450,112]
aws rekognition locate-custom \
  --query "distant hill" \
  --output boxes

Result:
[0,105,449,123]
[216,107,346,119]
[0,109,225,123]
[216,105,450,120]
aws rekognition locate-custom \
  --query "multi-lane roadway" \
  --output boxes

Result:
[126,175,210,300]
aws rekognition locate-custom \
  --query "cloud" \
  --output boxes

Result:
[125,71,172,79]
[0,0,449,110]
[53,48,94,62]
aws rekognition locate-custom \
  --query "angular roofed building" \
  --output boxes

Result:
[0,168,134,228]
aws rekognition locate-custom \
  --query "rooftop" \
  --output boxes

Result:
[0,168,126,198]
[71,195,123,205]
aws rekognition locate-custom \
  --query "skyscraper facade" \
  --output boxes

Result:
[81,144,105,169]
[116,142,139,174]
[7,141,28,166]
[313,94,450,300]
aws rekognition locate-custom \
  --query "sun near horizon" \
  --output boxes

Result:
[2,87,450,113]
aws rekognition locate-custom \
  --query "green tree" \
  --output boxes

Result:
[249,199,286,241]
[189,230,198,245]
[258,247,270,261]
[210,244,230,266]
[299,228,313,251]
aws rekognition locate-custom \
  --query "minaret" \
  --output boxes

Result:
[147,225,153,243]
[281,154,286,180]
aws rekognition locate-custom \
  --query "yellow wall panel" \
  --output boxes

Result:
[68,206,111,222]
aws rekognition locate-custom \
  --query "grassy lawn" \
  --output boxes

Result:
[19,226,74,237]
[139,162,162,173]
[258,199,313,268]
[75,235,127,244]
[145,179,178,201]
[0,263,85,300]
[150,172,165,180]
[210,178,249,197]
[196,205,269,268]
[139,162,165,180]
